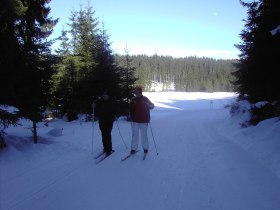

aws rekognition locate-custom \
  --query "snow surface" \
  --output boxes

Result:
[1,92,280,210]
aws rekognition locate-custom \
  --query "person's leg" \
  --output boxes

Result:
[140,123,149,152]
[105,121,114,152]
[99,121,113,153]
[131,122,140,152]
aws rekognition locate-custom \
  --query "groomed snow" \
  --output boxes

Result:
[1,92,280,210]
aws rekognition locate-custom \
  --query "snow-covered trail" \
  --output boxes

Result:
[153,109,280,210]
[1,95,280,210]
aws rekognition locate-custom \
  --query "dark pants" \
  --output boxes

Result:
[99,121,113,153]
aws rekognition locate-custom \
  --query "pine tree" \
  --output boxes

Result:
[115,47,137,118]
[55,28,70,56]
[51,3,134,118]
[233,0,280,124]
[0,0,27,104]
[0,0,27,145]
[234,0,280,103]
[0,0,57,143]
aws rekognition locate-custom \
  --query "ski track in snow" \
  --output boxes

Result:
[1,93,280,210]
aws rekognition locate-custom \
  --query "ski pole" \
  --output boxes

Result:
[148,122,159,155]
[91,120,94,154]
[144,103,158,155]
[115,119,128,149]
[91,101,95,154]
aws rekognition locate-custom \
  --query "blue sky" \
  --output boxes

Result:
[48,0,247,59]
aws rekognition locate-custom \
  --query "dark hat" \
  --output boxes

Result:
[134,86,142,94]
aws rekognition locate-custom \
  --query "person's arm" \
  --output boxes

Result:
[129,99,135,121]
[94,101,100,119]
[112,101,117,121]
[145,97,154,110]
[92,102,95,112]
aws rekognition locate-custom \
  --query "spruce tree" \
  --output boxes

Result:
[234,0,280,103]
[52,3,134,118]
[0,0,26,145]
[233,0,280,124]
[0,0,57,143]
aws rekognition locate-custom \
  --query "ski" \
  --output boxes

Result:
[94,151,105,159]
[143,152,148,160]
[121,151,139,162]
[121,154,133,162]
[95,151,115,164]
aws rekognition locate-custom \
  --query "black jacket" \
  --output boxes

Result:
[95,99,116,123]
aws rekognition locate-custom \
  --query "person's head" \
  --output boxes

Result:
[102,92,110,101]
[134,86,142,96]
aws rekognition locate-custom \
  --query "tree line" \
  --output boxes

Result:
[116,54,237,92]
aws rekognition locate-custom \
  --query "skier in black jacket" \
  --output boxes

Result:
[93,92,116,155]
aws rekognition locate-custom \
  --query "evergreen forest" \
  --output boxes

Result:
[116,54,237,92]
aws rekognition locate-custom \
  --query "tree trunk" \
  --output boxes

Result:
[32,121,37,144]
[0,132,6,148]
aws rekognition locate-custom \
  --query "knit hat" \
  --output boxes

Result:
[134,87,142,94]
